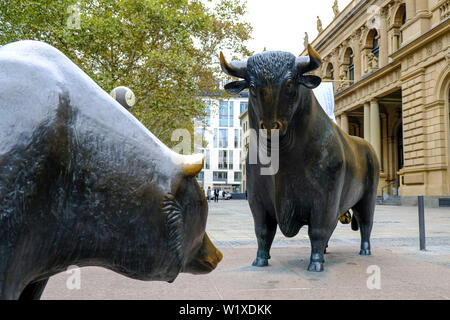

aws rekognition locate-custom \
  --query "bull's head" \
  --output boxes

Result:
[220,45,322,136]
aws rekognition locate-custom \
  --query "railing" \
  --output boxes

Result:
[438,0,450,20]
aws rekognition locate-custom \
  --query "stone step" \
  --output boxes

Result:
[376,196,402,206]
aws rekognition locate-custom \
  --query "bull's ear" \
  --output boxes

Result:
[298,75,322,89]
[224,80,248,95]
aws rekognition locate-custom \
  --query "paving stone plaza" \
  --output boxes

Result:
[42,200,450,300]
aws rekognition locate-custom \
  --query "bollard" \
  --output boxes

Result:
[418,195,426,251]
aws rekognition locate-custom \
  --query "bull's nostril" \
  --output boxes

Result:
[272,121,282,130]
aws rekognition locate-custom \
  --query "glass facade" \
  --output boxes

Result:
[219,101,234,127]
[219,129,228,148]
[218,150,228,169]
[240,101,248,114]
[213,171,228,181]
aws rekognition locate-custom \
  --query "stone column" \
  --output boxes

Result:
[341,113,349,134]
[370,99,381,162]
[336,115,341,128]
[379,7,389,67]
[352,31,362,81]
[364,103,371,143]
[406,1,416,21]
[415,0,428,13]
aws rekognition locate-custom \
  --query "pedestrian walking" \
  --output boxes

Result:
[207,186,212,202]
[214,189,219,203]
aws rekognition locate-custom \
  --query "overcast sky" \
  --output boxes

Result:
[243,0,353,55]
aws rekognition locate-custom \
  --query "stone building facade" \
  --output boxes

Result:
[303,0,450,205]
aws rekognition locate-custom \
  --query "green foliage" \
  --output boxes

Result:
[0,0,252,146]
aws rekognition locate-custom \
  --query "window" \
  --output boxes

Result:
[219,129,228,148]
[372,31,379,59]
[203,149,210,170]
[348,55,354,83]
[213,128,218,148]
[234,129,239,148]
[218,150,228,169]
[197,171,204,180]
[240,101,248,114]
[240,129,242,147]
[229,150,233,170]
[213,171,228,181]
[326,63,334,80]
[219,101,234,127]
[234,172,242,181]
[229,102,234,127]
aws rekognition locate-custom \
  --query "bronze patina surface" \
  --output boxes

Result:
[0,40,222,299]
[221,45,380,272]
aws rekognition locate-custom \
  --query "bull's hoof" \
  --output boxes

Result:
[252,257,269,267]
[307,261,324,272]
[360,242,371,255]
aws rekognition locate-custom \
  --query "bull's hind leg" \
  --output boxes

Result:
[249,198,277,267]
[353,192,376,256]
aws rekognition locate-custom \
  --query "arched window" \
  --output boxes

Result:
[348,54,354,82]
[372,30,379,59]
[392,4,406,51]
[343,47,354,84]
[326,63,334,80]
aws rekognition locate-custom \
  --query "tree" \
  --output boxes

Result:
[0,0,252,146]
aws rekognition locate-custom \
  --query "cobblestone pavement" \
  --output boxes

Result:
[42,200,450,300]
[206,200,450,264]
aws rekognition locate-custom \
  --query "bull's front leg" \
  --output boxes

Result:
[249,197,277,267]
[307,213,339,272]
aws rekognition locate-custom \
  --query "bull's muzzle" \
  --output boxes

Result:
[260,120,286,136]
[183,233,223,274]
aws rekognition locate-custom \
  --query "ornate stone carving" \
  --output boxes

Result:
[365,52,379,73]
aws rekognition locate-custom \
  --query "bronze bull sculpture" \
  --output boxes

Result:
[0,40,222,299]
[220,45,380,272]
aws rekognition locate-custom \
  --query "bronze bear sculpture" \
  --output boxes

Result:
[0,40,222,299]
[220,45,380,272]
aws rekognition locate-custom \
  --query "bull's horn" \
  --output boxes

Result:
[219,51,247,79]
[296,44,322,74]
[181,154,204,176]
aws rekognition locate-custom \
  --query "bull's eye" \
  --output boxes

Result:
[285,80,295,96]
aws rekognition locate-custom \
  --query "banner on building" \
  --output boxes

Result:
[313,81,336,123]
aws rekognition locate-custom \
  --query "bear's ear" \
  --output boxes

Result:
[298,75,322,89]
[224,80,248,95]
